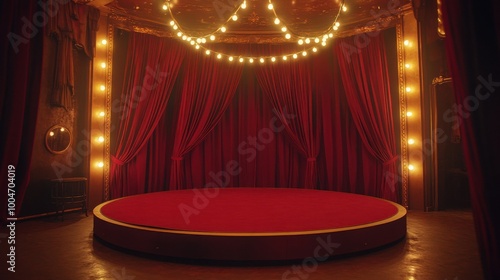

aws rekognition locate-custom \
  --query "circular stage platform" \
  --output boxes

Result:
[93,188,406,261]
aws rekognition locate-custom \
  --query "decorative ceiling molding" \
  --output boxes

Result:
[105,1,412,43]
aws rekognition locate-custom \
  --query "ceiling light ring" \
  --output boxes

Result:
[165,0,248,42]
[267,0,346,44]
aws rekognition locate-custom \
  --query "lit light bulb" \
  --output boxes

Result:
[97,162,104,168]
[101,39,107,45]
[405,63,411,68]
[97,136,105,143]
[49,131,55,137]
[205,50,211,55]
[229,56,234,61]
[260,58,265,63]
[241,1,247,9]
[221,26,226,32]
[210,35,216,41]
[271,57,276,62]
[302,51,307,56]
[268,3,273,10]
[232,15,238,21]
[60,127,65,132]
[408,138,415,145]
[406,87,412,93]
[305,38,310,44]
[99,111,105,117]
[169,21,175,26]
[312,47,318,52]
[274,18,280,25]
[404,40,410,46]
[100,62,106,69]
[281,26,287,32]
[182,35,187,40]
[217,54,222,59]
[239,57,244,63]
[249,58,254,63]
[342,5,347,12]
[201,38,207,43]
[298,39,304,45]
[195,45,200,50]
[162,4,168,10]
[293,54,298,59]
[283,56,288,61]
[173,25,178,30]
[321,41,327,46]
[177,32,182,37]
[407,111,413,117]
[314,38,320,43]
[408,164,415,171]
[285,33,291,39]
[99,85,105,91]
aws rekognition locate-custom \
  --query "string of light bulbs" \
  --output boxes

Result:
[162,0,347,64]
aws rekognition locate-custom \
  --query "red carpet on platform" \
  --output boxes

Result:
[94,188,406,261]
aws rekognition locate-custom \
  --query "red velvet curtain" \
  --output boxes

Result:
[312,50,382,196]
[0,0,43,222]
[335,34,399,202]
[442,1,500,278]
[169,51,243,189]
[110,32,397,201]
[110,33,186,198]
[256,59,321,189]
[182,68,304,188]
[48,1,99,110]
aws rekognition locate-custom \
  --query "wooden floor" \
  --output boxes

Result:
[1,210,483,280]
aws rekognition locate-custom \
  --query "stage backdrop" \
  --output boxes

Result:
[109,31,401,203]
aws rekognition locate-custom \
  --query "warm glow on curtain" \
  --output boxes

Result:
[169,51,243,189]
[335,35,399,201]
[256,60,321,189]
[110,33,186,198]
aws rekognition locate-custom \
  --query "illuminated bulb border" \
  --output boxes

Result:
[165,0,247,44]
[267,0,346,45]
[189,43,323,64]
[163,0,346,64]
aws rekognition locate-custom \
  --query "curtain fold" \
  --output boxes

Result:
[256,60,321,189]
[169,51,243,189]
[0,0,43,222]
[110,34,186,198]
[335,34,399,202]
[48,1,99,110]
[442,1,500,278]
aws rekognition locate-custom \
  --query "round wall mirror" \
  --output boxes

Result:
[45,125,71,154]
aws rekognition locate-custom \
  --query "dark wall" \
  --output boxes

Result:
[418,0,469,210]
[21,37,90,217]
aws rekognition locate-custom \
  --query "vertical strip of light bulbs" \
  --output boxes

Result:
[404,38,415,172]
[95,37,107,170]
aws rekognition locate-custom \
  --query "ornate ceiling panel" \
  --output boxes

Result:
[90,0,411,40]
